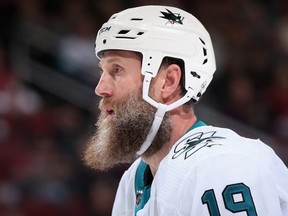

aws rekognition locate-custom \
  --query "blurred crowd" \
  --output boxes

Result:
[0,0,288,215]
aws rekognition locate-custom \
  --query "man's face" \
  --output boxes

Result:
[83,51,171,171]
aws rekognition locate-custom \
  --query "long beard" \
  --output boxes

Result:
[83,91,171,171]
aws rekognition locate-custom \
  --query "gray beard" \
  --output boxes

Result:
[83,92,171,171]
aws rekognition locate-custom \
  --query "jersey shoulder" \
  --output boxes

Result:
[167,125,275,166]
[155,124,284,187]
[150,125,288,215]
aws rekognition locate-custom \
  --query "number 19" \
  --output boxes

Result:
[201,183,257,215]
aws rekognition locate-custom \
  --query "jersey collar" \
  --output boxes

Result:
[186,120,206,133]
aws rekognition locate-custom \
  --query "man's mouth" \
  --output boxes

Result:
[106,109,114,116]
[102,108,115,120]
[100,103,115,120]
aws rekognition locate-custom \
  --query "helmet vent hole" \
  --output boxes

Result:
[131,18,143,21]
[118,30,130,34]
[203,59,208,64]
[203,48,207,56]
[103,39,106,44]
[137,32,144,35]
[191,71,201,79]
[199,38,205,45]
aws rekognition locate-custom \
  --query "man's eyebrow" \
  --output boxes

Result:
[106,57,121,63]
[99,57,122,68]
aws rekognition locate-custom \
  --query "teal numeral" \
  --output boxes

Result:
[202,189,220,216]
[202,183,257,215]
[222,183,257,215]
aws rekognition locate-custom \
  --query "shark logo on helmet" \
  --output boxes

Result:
[160,8,184,25]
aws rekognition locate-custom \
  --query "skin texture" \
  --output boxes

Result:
[83,50,197,175]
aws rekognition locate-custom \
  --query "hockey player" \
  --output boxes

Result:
[83,5,288,215]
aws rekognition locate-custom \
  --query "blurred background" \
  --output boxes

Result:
[0,0,287,215]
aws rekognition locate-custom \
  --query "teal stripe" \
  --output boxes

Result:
[187,120,206,133]
[134,160,151,215]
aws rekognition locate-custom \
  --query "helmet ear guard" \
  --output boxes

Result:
[95,5,216,155]
[141,50,164,77]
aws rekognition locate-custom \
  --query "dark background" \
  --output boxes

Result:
[0,0,288,215]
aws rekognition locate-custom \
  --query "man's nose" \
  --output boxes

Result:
[95,73,113,97]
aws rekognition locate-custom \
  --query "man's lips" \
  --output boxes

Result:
[99,100,116,119]
[101,106,115,118]
[106,109,114,115]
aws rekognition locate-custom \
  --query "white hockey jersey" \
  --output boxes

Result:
[112,122,288,216]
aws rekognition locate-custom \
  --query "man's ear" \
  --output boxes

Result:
[161,64,182,102]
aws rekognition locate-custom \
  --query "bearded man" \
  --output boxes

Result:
[83,5,288,216]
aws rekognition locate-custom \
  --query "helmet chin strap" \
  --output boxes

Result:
[136,73,194,155]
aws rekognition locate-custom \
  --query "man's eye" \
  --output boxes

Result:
[113,67,122,75]
[115,67,120,73]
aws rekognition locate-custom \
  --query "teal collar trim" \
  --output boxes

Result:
[133,121,206,215]
[134,160,152,215]
[186,120,206,133]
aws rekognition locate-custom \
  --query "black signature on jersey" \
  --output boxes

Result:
[172,131,225,160]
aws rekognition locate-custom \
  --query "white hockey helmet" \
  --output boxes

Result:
[95,5,216,103]
[95,5,216,155]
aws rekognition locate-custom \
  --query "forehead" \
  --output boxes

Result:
[99,50,142,67]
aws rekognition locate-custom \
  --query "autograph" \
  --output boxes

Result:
[172,131,225,160]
